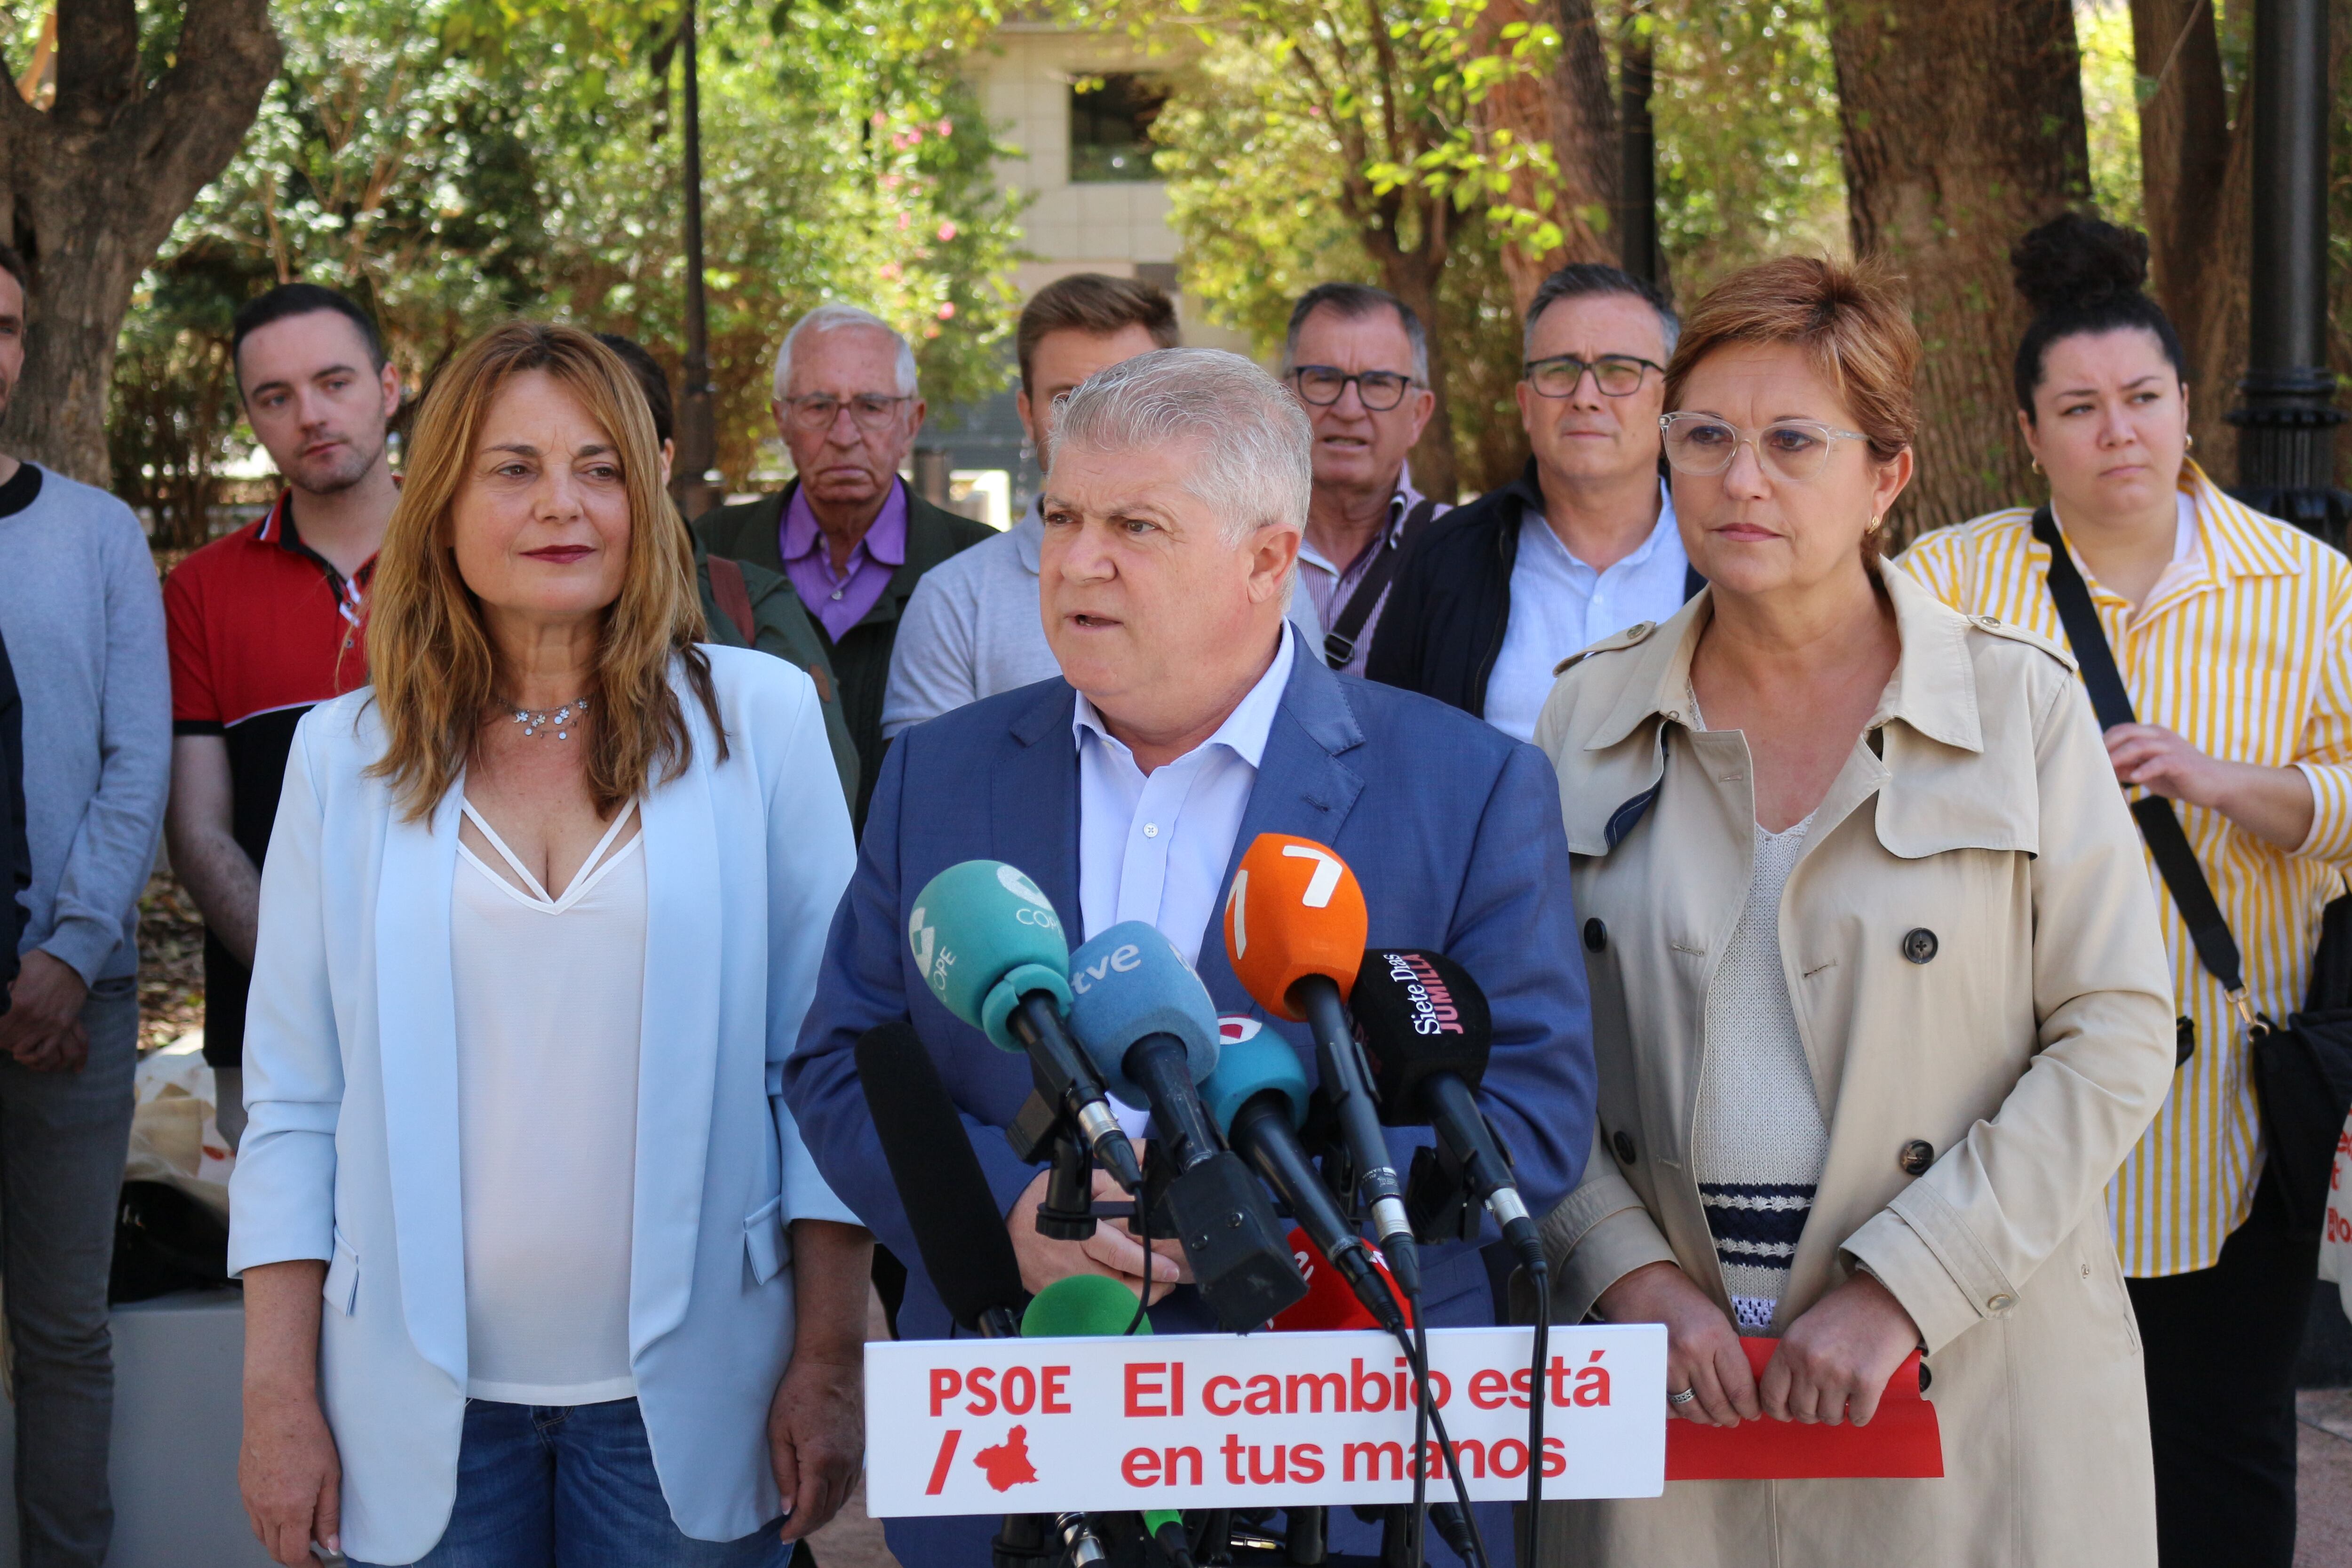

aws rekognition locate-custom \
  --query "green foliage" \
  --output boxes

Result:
[110,0,1026,540]
[2076,0,2142,227]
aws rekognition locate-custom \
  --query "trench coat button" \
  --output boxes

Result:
[1977,614,2002,628]
[1612,1130,1637,1164]
[1899,1139,1934,1176]
[1986,1293,2015,1313]
[1901,927,1939,964]
[1583,918,1608,953]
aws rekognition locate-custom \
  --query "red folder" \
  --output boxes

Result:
[1663,1337,1942,1480]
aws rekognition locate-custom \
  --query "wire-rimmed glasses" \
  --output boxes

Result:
[1659,412,1874,481]
[1290,366,1417,412]
[782,393,913,433]
[1522,353,1662,399]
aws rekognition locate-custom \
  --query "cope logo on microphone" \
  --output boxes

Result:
[909,907,954,996]
[998,865,1062,928]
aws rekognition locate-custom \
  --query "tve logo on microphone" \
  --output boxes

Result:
[1069,939,1147,996]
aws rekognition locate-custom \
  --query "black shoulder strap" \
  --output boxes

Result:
[1325,498,1438,669]
[2032,507,2248,999]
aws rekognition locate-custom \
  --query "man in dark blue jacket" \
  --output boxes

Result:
[787,348,1594,1567]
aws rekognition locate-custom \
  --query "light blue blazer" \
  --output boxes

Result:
[227,648,859,1564]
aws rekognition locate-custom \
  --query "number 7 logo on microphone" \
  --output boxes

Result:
[1224,834,1370,1021]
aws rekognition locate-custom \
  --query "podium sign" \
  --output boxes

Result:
[864,1324,1666,1517]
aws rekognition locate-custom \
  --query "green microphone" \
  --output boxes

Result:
[1021,1279,1193,1568]
[908,861,1141,1192]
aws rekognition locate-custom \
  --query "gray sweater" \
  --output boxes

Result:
[0,465,170,983]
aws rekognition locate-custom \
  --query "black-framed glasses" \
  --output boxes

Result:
[1523,353,1662,399]
[1290,365,1417,412]
[782,393,913,433]
[1659,413,1873,481]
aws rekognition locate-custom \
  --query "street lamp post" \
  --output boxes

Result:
[2228,0,2349,548]
[675,0,722,522]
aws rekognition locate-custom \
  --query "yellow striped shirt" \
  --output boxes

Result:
[1899,462,2352,1276]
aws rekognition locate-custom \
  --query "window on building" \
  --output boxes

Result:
[1069,73,1170,183]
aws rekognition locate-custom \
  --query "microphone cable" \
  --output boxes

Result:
[1408,1278,1430,1568]
[1386,1311,1490,1568]
[1126,1180,1152,1337]
[1526,1257,1550,1568]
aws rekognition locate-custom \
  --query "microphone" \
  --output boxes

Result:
[1200,1018,1406,1336]
[1350,948,1539,1272]
[1222,834,1420,1297]
[855,1022,1027,1338]
[1065,924,1309,1332]
[1021,1277,1195,1568]
[907,860,1141,1192]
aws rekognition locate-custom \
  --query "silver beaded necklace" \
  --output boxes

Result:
[509,693,591,740]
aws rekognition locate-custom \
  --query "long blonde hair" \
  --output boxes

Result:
[364,322,722,820]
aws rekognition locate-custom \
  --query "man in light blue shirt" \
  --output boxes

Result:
[1368,264,1697,741]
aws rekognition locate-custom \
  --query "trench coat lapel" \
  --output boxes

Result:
[373,788,469,1388]
[628,733,723,1354]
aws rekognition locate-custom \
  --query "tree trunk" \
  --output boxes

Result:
[0,0,280,486]
[1828,0,2090,537]
[1476,0,1619,313]
[2130,0,2252,476]
[1369,203,1462,503]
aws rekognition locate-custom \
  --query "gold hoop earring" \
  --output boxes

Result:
[1867,514,1882,533]
[2030,458,2043,476]
[2185,432,2196,452]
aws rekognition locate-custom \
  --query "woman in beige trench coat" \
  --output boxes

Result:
[1530,257,2177,1567]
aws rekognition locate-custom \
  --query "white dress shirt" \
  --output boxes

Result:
[1483,481,1688,743]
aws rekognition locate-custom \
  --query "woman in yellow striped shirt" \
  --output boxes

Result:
[1901,213,2352,1568]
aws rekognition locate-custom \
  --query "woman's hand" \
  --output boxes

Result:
[773,1219,875,1542]
[239,1260,341,1566]
[1761,1270,1920,1426]
[1008,1161,1191,1305]
[2105,723,2315,851]
[1594,1261,1759,1428]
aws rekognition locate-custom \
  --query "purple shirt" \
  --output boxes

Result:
[781,479,908,643]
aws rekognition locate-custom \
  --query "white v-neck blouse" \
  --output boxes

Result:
[450,800,646,1405]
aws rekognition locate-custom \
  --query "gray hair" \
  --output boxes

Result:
[771,304,918,402]
[1281,282,1430,385]
[1523,263,1680,360]
[1052,348,1312,547]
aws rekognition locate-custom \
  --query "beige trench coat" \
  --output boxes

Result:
[1528,563,2176,1567]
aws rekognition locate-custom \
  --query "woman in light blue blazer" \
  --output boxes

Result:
[230,323,870,1568]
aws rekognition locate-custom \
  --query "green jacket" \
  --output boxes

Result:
[691,480,992,827]
[693,541,861,812]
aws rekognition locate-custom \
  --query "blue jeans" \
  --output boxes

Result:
[350,1398,798,1568]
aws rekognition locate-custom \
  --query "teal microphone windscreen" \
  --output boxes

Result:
[1020,1273,1151,1338]
[1199,1021,1311,1137]
[908,860,1073,1052]
[1065,922,1221,1104]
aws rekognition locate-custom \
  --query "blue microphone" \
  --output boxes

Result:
[1201,1021,1406,1335]
[1066,923,1223,1170]
[908,861,1140,1192]
[1063,924,1308,1331]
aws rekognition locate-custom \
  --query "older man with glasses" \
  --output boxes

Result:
[1367,263,1699,741]
[694,304,992,825]
[1283,283,1448,676]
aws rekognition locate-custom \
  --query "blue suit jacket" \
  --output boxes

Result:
[786,650,1596,1342]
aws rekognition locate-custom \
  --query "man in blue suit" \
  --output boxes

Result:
[786,349,1595,1566]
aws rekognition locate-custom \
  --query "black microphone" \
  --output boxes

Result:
[855,1022,1026,1338]
[1200,1021,1406,1336]
[1351,949,1540,1270]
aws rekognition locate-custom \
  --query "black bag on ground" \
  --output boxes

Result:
[2034,507,2352,1234]
[110,1179,231,1304]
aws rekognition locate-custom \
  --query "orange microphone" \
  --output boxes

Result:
[1223,834,1419,1297]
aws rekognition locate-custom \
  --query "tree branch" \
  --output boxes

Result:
[54,0,143,127]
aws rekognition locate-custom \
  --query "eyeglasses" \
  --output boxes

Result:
[1523,353,1662,399]
[1291,366,1417,412]
[1659,413,1874,481]
[782,393,913,433]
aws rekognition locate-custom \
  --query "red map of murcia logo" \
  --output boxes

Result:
[975,1425,1039,1491]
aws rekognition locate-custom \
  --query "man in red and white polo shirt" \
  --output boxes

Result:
[164,284,399,1144]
